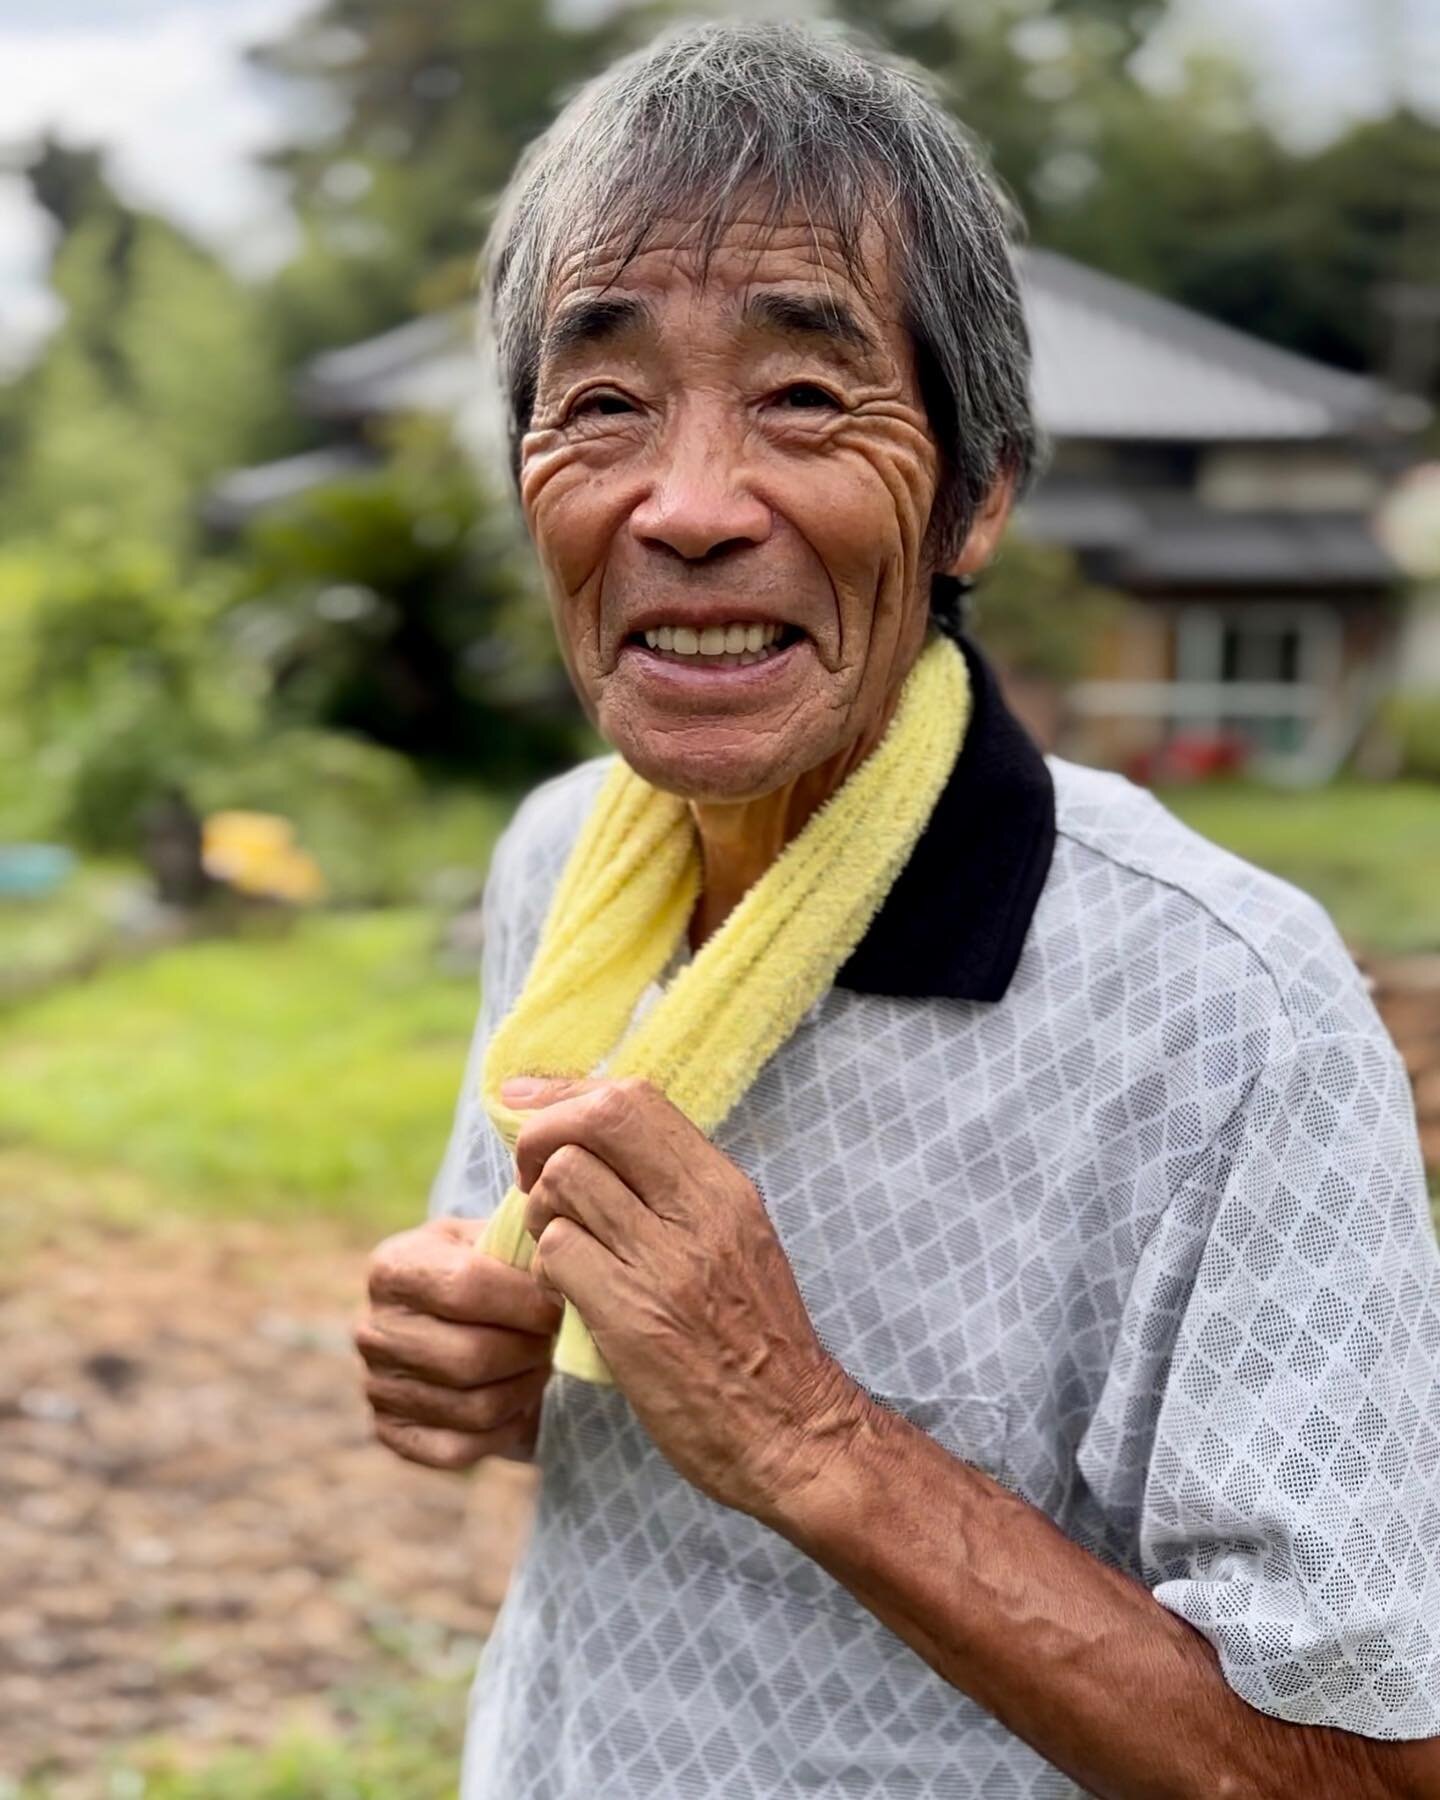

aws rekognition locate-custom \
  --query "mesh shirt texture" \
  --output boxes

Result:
[428,751,1440,1797]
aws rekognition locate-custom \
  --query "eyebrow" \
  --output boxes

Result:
[541,295,653,365]
[537,286,881,374]
[741,290,880,360]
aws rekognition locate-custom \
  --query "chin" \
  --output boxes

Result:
[617,733,798,805]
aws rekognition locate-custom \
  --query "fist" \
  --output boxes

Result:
[355,1215,563,1472]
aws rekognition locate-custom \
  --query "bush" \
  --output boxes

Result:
[191,731,515,906]
[0,432,583,865]
[967,534,1124,686]
[0,527,520,893]
[229,423,586,781]
[0,531,259,851]
[1384,690,1440,782]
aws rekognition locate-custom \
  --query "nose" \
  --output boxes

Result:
[628,411,770,563]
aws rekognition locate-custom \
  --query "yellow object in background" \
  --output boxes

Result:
[202,811,327,904]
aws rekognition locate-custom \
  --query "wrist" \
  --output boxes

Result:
[748,1354,878,1533]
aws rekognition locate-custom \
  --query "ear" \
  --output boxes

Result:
[944,468,1017,580]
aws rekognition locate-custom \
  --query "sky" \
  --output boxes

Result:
[0,0,319,366]
[0,0,1436,371]
[1146,0,1439,140]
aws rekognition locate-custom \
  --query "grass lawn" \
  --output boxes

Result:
[0,908,481,1237]
[1155,779,1440,956]
[13,1678,467,1799]
[0,863,144,997]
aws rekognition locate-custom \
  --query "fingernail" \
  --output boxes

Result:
[501,1077,549,1100]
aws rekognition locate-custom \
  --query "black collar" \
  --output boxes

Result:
[834,631,1057,1003]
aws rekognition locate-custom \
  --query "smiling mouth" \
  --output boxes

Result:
[624,623,806,669]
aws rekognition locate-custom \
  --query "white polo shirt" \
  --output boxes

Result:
[430,633,1440,1797]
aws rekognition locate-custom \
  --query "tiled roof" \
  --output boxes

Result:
[299,313,483,419]
[1022,249,1419,442]
[201,446,373,530]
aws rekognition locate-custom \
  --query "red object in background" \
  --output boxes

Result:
[1126,731,1252,786]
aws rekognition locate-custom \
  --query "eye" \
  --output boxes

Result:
[571,389,636,419]
[775,383,839,411]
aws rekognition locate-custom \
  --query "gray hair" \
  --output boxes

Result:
[481,17,1040,574]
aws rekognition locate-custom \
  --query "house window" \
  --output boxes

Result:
[1172,603,1341,757]
[1219,619,1302,686]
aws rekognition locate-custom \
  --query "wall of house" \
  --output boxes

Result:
[1196,446,1385,513]
[1395,588,1440,692]
[1057,600,1172,769]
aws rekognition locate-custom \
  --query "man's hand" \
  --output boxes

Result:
[355,1214,563,1472]
[506,1073,860,1521]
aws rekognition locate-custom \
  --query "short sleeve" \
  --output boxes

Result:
[426,824,519,1223]
[1139,1031,1440,1740]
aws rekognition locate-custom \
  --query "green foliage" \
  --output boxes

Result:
[1040,89,1440,387]
[2,149,292,547]
[1383,691,1440,782]
[839,2,1439,400]
[255,0,645,354]
[18,1678,466,1799]
[1158,779,1440,955]
[0,907,486,1232]
[191,740,518,907]
[0,532,257,849]
[229,422,586,776]
[0,864,140,998]
[116,225,290,488]
[0,424,568,856]
[9,332,188,545]
[967,533,1125,685]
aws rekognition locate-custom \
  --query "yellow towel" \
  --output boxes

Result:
[479,626,972,1384]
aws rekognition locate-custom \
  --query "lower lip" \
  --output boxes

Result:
[619,637,809,691]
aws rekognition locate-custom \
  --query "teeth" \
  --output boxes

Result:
[640,621,785,657]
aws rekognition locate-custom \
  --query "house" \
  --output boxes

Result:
[1015,251,1428,782]
[208,250,1430,783]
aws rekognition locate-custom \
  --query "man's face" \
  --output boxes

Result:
[519,207,943,802]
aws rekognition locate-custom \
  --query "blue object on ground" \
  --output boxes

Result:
[0,844,77,899]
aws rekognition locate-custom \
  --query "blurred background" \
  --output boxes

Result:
[0,0,1437,1792]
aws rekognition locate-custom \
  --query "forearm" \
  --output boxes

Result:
[760,1386,1408,1800]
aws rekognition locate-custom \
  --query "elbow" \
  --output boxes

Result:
[1196,1772,1268,1800]
[1188,1745,1386,1800]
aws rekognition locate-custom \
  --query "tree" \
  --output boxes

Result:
[252,0,647,358]
[840,1,1440,400]
[1,139,293,546]
[227,421,586,779]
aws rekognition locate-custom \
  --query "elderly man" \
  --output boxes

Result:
[354,21,1440,1799]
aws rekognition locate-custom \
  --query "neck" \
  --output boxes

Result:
[685,681,904,954]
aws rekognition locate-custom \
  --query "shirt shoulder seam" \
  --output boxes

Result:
[1051,817,1369,1050]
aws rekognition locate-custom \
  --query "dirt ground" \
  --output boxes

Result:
[0,956,1433,1791]
[0,1163,538,1789]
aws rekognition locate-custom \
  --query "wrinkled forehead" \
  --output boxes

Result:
[543,192,903,328]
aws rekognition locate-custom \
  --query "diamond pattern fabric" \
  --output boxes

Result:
[428,752,1440,1796]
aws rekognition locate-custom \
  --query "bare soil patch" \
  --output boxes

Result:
[1364,953,1440,1177]
[0,1163,536,1787]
